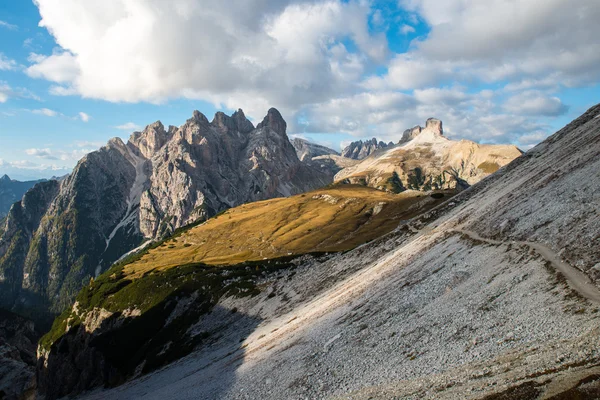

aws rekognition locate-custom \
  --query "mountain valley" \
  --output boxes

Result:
[30,104,600,399]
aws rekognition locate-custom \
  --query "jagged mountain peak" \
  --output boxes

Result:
[192,109,210,125]
[0,174,11,182]
[341,138,393,160]
[425,117,443,136]
[400,118,443,144]
[211,109,255,134]
[128,121,169,159]
[256,107,287,135]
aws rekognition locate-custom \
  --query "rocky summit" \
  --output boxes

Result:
[335,117,522,192]
[0,108,330,323]
[341,138,394,160]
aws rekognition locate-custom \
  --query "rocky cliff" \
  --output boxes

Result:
[335,118,522,192]
[341,138,394,160]
[0,108,330,323]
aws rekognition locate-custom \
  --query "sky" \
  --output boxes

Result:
[0,0,598,180]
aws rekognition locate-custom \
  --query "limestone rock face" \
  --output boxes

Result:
[399,126,422,144]
[335,118,522,193]
[0,108,330,322]
[341,138,394,160]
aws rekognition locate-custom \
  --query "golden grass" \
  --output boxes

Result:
[124,185,452,278]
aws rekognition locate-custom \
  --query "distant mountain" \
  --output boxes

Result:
[0,175,45,218]
[341,138,394,160]
[291,137,339,161]
[37,104,600,400]
[0,108,331,322]
[335,118,522,192]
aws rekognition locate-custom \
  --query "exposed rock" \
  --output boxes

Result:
[399,125,422,144]
[341,138,394,160]
[0,108,330,324]
[335,118,522,193]
[0,309,38,400]
[290,138,339,162]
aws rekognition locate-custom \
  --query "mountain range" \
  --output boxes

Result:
[32,103,600,400]
[0,175,44,218]
[0,108,330,323]
[336,118,522,192]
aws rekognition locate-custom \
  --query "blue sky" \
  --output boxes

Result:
[0,0,598,180]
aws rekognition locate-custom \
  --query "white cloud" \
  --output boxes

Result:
[115,122,142,131]
[0,20,17,30]
[27,0,385,117]
[400,24,415,35]
[395,0,600,87]
[26,148,57,159]
[0,82,10,103]
[78,111,91,122]
[25,147,94,161]
[0,53,18,71]
[504,91,569,117]
[32,108,58,117]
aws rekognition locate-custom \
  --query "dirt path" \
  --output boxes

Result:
[454,229,600,304]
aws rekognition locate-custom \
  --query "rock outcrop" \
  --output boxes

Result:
[0,108,330,323]
[341,138,393,160]
[0,309,38,400]
[335,118,522,192]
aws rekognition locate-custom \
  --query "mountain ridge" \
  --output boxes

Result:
[0,108,330,323]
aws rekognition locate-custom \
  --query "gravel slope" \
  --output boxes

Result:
[80,104,600,400]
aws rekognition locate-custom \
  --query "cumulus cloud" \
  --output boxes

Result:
[31,108,58,117]
[394,0,600,88]
[23,0,598,150]
[0,53,18,71]
[78,112,90,122]
[26,147,93,161]
[400,24,415,35]
[115,122,142,131]
[27,0,385,118]
[504,91,569,117]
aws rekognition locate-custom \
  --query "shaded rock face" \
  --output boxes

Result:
[0,108,330,323]
[0,176,45,218]
[399,125,422,144]
[0,309,38,400]
[341,138,394,160]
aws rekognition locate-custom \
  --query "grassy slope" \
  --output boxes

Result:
[124,185,453,277]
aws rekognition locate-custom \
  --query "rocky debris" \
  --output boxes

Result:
[74,104,600,400]
[0,309,38,400]
[336,117,522,193]
[0,107,330,324]
[341,138,394,160]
